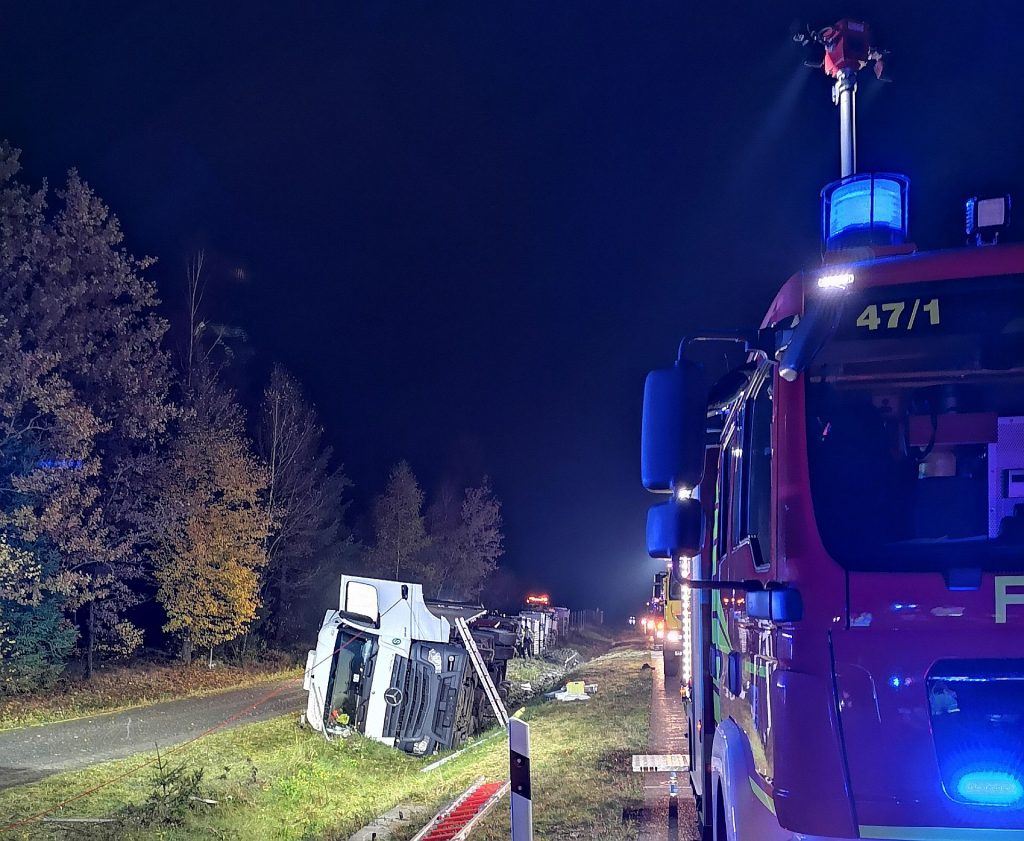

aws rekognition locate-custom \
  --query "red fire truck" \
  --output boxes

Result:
[641,19,1024,841]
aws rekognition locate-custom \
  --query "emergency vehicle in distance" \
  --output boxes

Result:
[653,569,689,680]
[641,577,665,648]
[641,18,1024,841]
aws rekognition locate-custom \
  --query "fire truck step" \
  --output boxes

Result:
[411,778,509,841]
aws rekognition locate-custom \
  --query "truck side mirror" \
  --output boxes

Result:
[641,361,707,493]
[647,497,705,559]
[746,587,804,622]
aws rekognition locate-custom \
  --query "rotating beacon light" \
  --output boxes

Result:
[822,173,909,250]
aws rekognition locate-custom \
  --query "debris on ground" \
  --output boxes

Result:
[504,649,584,707]
[545,680,598,702]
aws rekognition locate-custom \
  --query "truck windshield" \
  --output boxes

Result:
[805,275,1024,572]
[324,628,376,730]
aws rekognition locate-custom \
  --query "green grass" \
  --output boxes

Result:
[470,646,650,841]
[0,644,651,840]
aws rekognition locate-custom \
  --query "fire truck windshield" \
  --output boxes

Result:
[805,275,1024,572]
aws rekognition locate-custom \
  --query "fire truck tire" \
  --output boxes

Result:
[663,648,680,677]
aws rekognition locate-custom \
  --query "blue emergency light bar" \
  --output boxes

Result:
[822,173,909,250]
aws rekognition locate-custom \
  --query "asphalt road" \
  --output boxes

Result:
[0,678,306,790]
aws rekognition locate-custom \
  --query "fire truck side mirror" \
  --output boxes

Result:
[646,497,705,559]
[641,361,707,492]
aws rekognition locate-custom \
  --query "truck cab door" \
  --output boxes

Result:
[716,369,778,782]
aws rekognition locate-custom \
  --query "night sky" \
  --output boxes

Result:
[3,1,1023,614]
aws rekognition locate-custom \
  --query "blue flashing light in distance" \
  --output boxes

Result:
[822,173,909,250]
[37,459,84,470]
[956,771,1024,807]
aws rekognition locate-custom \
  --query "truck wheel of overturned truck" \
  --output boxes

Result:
[663,648,680,677]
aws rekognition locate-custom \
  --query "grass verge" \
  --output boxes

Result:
[0,661,302,731]
[0,643,651,840]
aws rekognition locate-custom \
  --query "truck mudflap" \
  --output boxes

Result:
[383,641,472,755]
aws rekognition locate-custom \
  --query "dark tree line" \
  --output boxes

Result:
[0,143,504,692]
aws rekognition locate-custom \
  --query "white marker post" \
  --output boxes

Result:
[509,719,533,840]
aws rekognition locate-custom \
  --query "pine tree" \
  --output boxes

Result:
[366,461,430,581]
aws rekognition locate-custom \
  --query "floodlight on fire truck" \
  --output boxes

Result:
[966,195,1011,245]
[822,172,909,249]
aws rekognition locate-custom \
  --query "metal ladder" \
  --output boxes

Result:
[453,616,509,728]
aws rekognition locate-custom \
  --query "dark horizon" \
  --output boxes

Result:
[4,1,1024,615]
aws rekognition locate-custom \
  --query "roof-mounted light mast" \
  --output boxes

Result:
[795,19,905,253]
[796,19,888,179]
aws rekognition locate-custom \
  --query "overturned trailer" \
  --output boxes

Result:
[518,603,570,655]
[303,575,515,756]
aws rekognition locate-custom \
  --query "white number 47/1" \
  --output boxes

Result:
[856,298,940,331]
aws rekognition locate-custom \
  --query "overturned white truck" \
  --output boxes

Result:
[302,575,516,755]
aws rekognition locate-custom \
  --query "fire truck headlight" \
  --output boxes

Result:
[666,630,681,643]
[955,770,1024,807]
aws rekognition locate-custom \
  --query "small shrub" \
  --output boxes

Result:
[133,748,206,827]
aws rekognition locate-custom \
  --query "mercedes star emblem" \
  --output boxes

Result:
[383,687,404,706]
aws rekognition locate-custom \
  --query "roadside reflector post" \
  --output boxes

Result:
[509,719,533,840]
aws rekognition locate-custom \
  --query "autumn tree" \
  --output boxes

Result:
[0,143,173,677]
[149,372,270,665]
[366,461,430,581]
[257,364,351,643]
[0,533,76,693]
[422,477,504,598]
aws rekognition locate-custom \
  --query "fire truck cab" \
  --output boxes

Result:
[640,18,1024,841]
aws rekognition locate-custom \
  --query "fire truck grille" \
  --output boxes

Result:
[927,659,1024,808]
